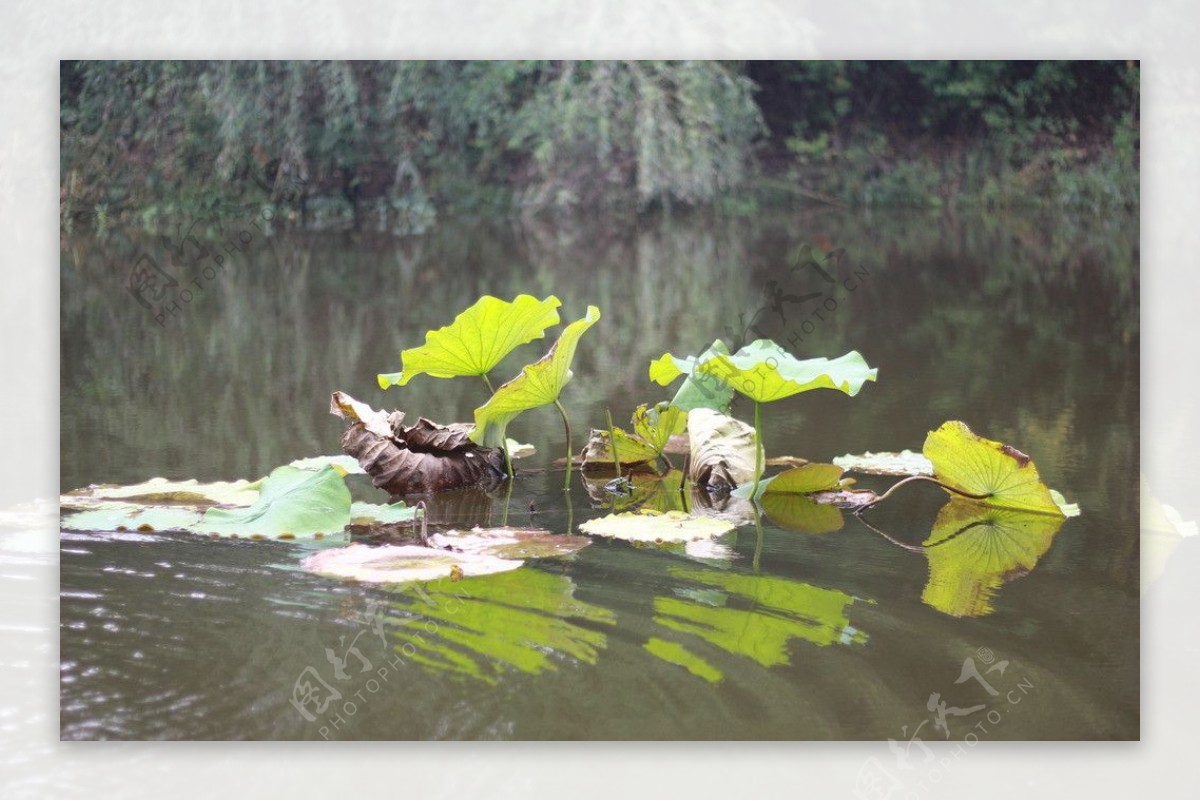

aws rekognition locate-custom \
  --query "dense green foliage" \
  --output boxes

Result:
[60,60,1138,230]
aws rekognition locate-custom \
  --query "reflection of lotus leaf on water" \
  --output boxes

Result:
[920,499,1064,618]
[645,566,871,683]
[383,568,615,685]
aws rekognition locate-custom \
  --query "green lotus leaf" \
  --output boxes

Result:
[578,509,735,543]
[196,465,351,538]
[377,294,562,388]
[61,505,205,534]
[923,421,1078,518]
[581,427,660,467]
[921,499,1064,617]
[696,340,878,404]
[648,339,735,412]
[302,543,522,584]
[470,306,601,448]
[349,501,421,525]
[290,454,367,475]
[61,476,264,511]
[732,462,846,499]
[832,449,933,477]
[631,402,687,454]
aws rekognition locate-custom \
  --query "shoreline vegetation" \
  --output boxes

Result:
[60,60,1138,234]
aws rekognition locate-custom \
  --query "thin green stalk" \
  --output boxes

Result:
[501,473,513,527]
[555,399,573,492]
[481,372,512,478]
[605,408,622,481]
[749,400,765,499]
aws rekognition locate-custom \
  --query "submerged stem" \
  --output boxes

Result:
[555,399,573,492]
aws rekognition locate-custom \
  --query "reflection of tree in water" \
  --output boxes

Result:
[919,499,1063,618]
[645,566,870,683]
[383,568,615,685]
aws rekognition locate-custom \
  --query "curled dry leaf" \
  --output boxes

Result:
[332,391,506,494]
[687,408,758,492]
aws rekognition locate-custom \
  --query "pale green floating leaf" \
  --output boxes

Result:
[302,543,522,584]
[923,421,1076,518]
[61,476,264,511]
[578,509,736,543]
[470,306,601,448]
[832,449,933,477]
[429,527,591,560]
[349,501,421,525]
[1049,489,1081,518]
[696,340,878,404]
[61,505,204,534]
[732,462,845,500]
[290,454,366,475]
[648,339,734,412]
[377,294,562,388]
[505,439,537,460]
[196,466,351,539]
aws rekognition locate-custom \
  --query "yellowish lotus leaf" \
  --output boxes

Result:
[923,421,1077,517]
[378,294,562,388]
[470,306,601,448]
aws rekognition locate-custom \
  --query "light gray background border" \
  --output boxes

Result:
[2,1,1196,797]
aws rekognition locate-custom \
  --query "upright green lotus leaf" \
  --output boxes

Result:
[648,340,735,411]
[732,462,846,500]
[631,402,687,454]
[921,499,1064,617]
[197,465,351,538]
[923,421,1078,517]
[696,340,878,403]
[377,294,562,389]
[470,306,601,448]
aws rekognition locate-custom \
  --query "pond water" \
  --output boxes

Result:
[59,206,1138,740]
